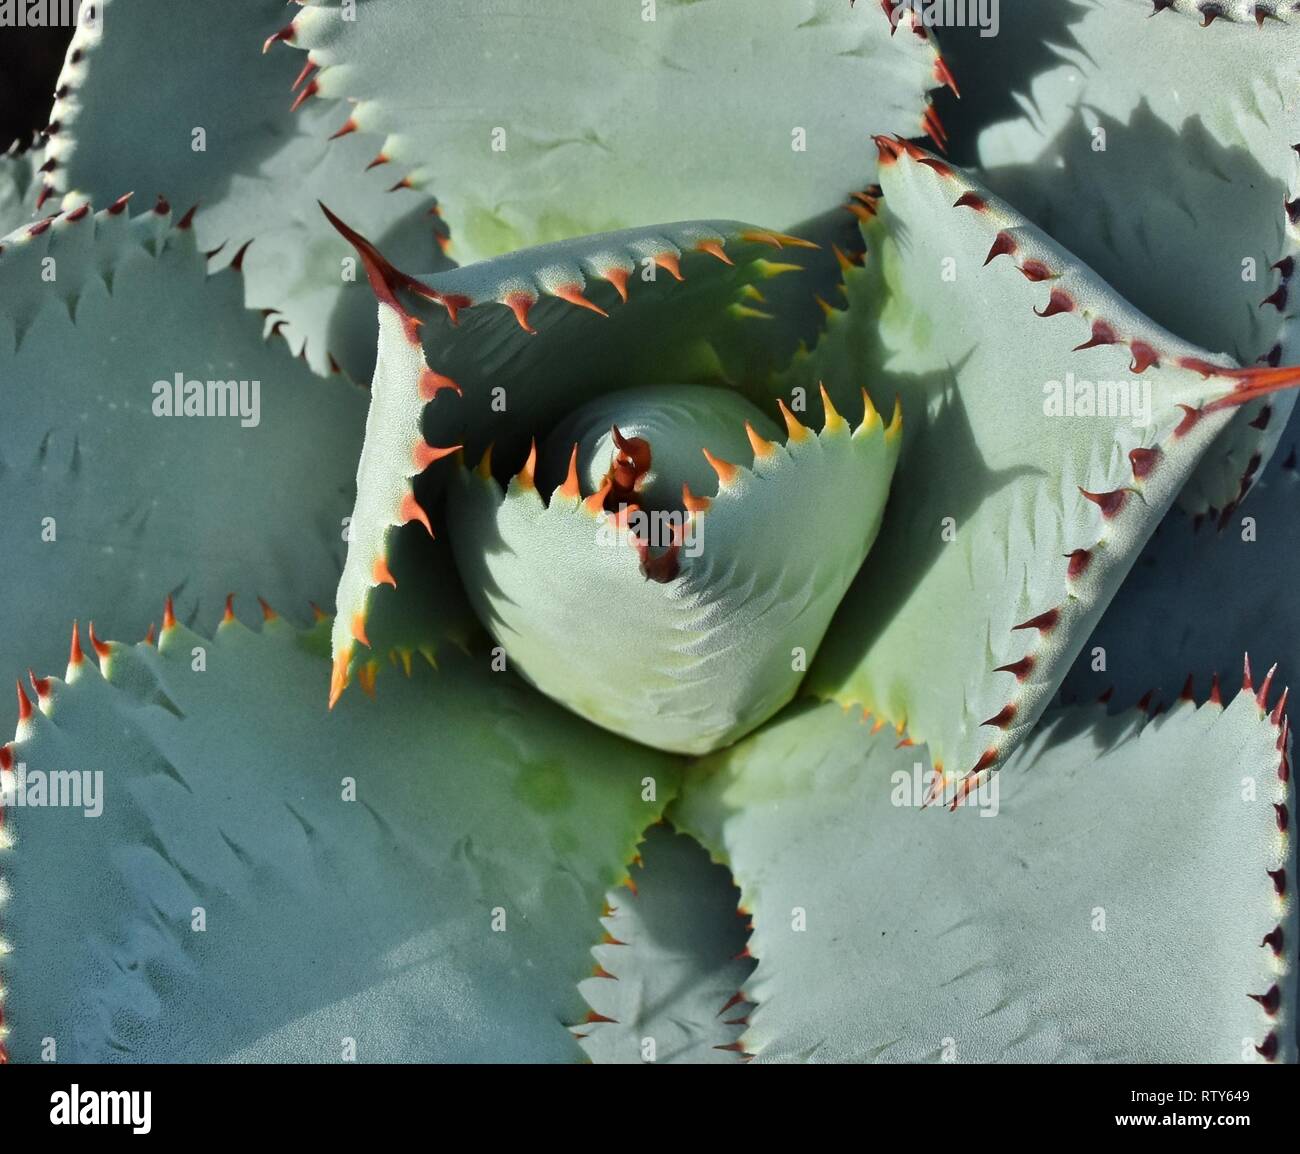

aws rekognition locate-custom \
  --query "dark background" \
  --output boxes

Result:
[1,26,77,153]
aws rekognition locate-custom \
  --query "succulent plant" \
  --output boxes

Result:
[0,0,1296,1066]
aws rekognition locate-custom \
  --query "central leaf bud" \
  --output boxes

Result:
[448,383,900,754]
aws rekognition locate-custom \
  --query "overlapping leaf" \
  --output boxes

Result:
[274,0,955,263]
[0,616,679,1061]
[38,0,449,379]
[673,688,1295,1062]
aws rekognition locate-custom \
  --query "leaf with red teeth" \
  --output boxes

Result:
[0,199,364,682]
[964,0,1300,516]
[672,685,1296,1062]
[35,0,450,380]
[1064,427,1300,709]
[0,618,680,1061]
[326,218,835,705]
[788,147,1300,785]
[274,0,950,264]
[578,827,754,1065]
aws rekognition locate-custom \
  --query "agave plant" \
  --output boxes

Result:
[0,0,1296,1065]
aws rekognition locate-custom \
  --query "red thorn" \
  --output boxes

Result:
[1257,663,1278,709]
[400,492,434,536]
[365,153,390,171]
[318,201,447,343]
[88,621,110,659]
[1243,654,1254,694]
[1129,447,1160,480]
[982,703,1017,729]
[372,556,397,589]
[1080,487,1129,519]
[873,134,904,164]
[1209,673,1223,705]
[993,655,1035,681]
[503,291,538,334]
[66,203,90,223]
[291,59,317,93]
[414,441,461,470]
[1261,285,1288,312]
[553,283,608,317]
[34,183,53,210]
[1066,548,1092,579]
[162,595,176,631]
[256,597,277,623]
[1174,404,1201,439]
[68,620,84,668]
[176,203,199,230]
[984,232,1017,265]
[153,194,170,216]
[934,56,960,97]
[1129,341,1160,374]
[222,594,236,625]
[289,80,319,113]
[953,191,986,212]
[1098,686,1115,704]
[1019,260,1055,283]
[652,252,683,281]
[695,239,734,266]
[1179,674,1196,702]
[1074,320,1119,351]
[969,747,999,777]
[1266,867,1286,896]
[28,669,50,699]
[0,745,11,772]
[1249,984,1281,1015]
[717,991,747,1017]
[329,117,358,141]
[262,22,296,53]
[1275,803,1289,832]
[1034,289,1074,318]
[1261,926,1284,954]
[107,191,134,216]
[1270,686,1289,726]
[602,266,630,303]
[229,238,254,272]
[418,367,461,402]
[1012,608,1059,634]
[15,680,32,723]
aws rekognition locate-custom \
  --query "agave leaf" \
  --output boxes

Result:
[578,825,754,1065]
[954,0,1300,515]
[1064,416,1300,707]
[38,0,449,379]
[325,216,829,701]
[274,0,955,264]
[0,615,679,1061]
[794,142,1300,789]
[671,688,1296,1063]
[0,199,365,680]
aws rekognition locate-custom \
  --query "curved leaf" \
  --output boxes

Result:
[0,616,679,1061]
[578,825,754,1064]
[0,199,365,682]
[39,0,448,379]
[324,217,826,702]
[1063,415,1300,707]
[672,688,1296,1062]
[274,0,954,263]
[964,0,1300,514]
[795,142,1300,789]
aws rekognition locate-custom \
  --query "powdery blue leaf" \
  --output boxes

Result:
[672,688,1296,1062]
[0,615,679,1062]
